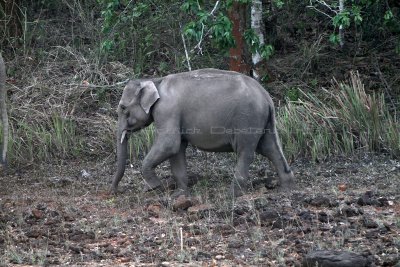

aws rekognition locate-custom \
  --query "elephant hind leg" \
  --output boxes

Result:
[256,130,295,189]
[232,135,259,197]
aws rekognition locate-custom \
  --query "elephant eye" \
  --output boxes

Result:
[119,104,126,111]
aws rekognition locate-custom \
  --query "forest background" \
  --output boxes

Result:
[0,0,399,170]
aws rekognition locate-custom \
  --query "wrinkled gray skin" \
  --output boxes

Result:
[0,54,8,167]
[112,68,295,197]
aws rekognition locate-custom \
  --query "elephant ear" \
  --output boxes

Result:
[139,81,160,114]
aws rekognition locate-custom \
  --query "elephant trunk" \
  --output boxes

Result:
[111,128,128,193]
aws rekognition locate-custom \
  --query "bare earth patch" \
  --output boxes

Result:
[0,153,399,266]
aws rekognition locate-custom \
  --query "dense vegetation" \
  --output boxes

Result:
[0,0,399,166]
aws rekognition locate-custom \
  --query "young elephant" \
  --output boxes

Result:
[0,54,8,167]
[112,68,294,197]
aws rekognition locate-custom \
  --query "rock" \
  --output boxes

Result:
[382,254,400,266]
[31,208,44,219]
[334,167,346,174]
[69,245,83,254]
[302,250,368,267]
[338,184,347,191]
[188,204,213,219]
[264,177,279,189]
[339,205,362,217]
[259,209,279,220]
[318,211,332,223]
[147,204,162,217]
[196,251,212,260]
[234,204,250,215]
[172,195,193,211]
[228,240,242,249]
[188,204,213,214]
[357,191,380,206]
[26,227,43,238]
[362,216,378,228]
[308,195,332,207]
[298,210,316,221]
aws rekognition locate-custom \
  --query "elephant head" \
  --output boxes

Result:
[112,79,160,193]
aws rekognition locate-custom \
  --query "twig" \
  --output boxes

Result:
[192,0,220,54]
[180,23,192,71]
[210,0,220,15]
[180,227,183,252]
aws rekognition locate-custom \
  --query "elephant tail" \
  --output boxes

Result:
[265,104,276,133]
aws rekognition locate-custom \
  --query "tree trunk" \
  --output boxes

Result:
[250,0,264,79]
[338,0,345,48]
[228,2,251,75]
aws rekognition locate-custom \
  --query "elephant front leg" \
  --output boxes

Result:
[169,141,189,197]
[141,133,181,191]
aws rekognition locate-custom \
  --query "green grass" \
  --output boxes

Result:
[4,113,84,165]
[278,72,399,160]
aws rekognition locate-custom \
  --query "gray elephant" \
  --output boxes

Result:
[112,68,294,197]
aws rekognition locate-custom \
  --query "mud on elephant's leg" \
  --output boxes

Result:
[169,141,189,197]
[141,133,181,192]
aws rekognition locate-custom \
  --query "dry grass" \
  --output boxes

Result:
[278,71,400,161]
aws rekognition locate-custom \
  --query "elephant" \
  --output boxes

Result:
[0,54,8,167]
[112,68,294,197]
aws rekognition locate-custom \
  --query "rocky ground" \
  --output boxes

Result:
[0,151,399,266]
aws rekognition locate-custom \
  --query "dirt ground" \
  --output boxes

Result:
[0,151,399,266]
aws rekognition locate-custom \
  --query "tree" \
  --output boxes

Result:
[181,0,273,76]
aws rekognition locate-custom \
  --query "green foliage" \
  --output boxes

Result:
[6,114,83,165]
[97,0,150,55]
[182,0,236,51]
[244,29,273,59]
[181,0,273,59]
[309,0,400,47]
[286,87,300,101]
[96,0,184,73]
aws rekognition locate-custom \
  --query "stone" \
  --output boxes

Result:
[31,209,44,219]
[173,195,193,211]
[302,250,368,267]
[147,204,162,217]
[309,195,332,207]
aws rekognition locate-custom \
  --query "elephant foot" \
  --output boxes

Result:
[110,186,119,195]
[110,185,128,195]
[143,177,162,192]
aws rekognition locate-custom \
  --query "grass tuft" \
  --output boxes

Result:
[278,71,399,160]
